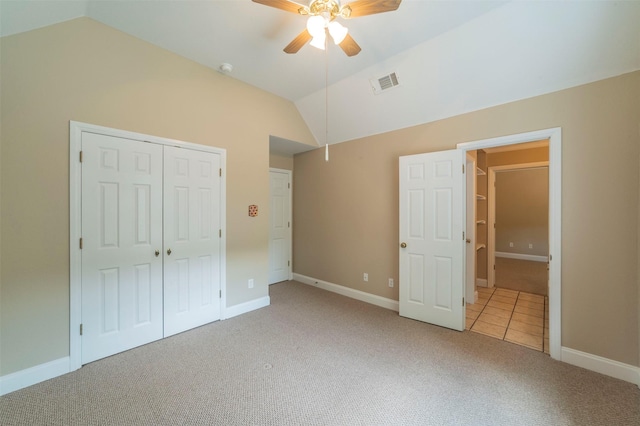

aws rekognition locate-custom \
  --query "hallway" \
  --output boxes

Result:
[466,287,549,353]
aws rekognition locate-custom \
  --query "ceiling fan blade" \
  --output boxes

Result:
[339,34,361,57]
[345,0,402,18]
[284,29,313,54]
[252,0,308,14]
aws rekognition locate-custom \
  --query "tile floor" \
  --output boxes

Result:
[466,287,549,354]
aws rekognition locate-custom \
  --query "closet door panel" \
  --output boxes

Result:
[163,146,222,337]
[81,133,164,364]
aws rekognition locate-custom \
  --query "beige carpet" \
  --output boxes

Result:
[1,281,639,425]
[495,257,548,296]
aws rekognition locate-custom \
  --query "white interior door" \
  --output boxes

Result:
[269,169,291,284]
[399,149,465,331]
[163,146,222,337]
[81,133,164,363]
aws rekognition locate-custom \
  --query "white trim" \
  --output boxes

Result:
[561,347,640,386]
[223,296,271,320]
[495,252,548,262]
[0,357,70,396]
[457,127,562,361]
[69,121,227,370]
[465,154,477,307]
[269,168,293,283]
[476,278,488,288]
[293,273,399,312]
[488,161,549,287]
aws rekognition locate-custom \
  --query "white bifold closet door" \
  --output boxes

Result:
[163,146,221,337]
[81,133,164,364]
[81,133,222,364]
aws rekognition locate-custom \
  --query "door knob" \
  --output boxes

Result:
[400,242,407,248]
[466,239,471,244]
[155,250,160,257]
[167,248,172,256]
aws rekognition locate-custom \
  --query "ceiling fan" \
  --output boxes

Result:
[252,0,402,57]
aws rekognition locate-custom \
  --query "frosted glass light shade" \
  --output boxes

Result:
[310,31,326,50]
[328,21,348,44]
[307,15,326,38]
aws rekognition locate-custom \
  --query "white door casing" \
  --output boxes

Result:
[457,128,561,360]
[465,154,477,304]
[399,149,465,331]
[268,169,292,284]
[81,132,164,364]
[163,146,222,337]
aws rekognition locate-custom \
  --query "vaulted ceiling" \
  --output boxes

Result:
[2,1,639,149]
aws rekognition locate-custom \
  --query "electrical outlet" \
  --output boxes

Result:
[363,273,368,282]
[509,242,514,248]
[529,243,533,249]
[388,278,394,288]
[248,278,254,289]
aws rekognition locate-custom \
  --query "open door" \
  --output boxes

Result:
[399,149,465,331]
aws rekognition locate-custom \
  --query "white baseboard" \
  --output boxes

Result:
[293,273,399,312]
[495,251,548,262]
[223,296,270,320]
[476,278,488,288]
[0,357,70,396]
[561,347,640,387]
[474,290,479,303]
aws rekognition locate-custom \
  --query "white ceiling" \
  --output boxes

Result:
[2,1,639,149]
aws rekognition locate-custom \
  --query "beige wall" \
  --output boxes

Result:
[0,18,315,376]
[487,146,549,167]
[294,71,640,366]
[269,154,294,171]
[495,168,549,256]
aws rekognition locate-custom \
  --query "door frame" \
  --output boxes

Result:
[465,154,477,304]
[69,121,227,371]
[487,162,549,288]
[268,168,293,283]
[457,127,561,360]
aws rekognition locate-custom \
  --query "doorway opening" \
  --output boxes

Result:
[458,128,561,360]
[466,144,550,352]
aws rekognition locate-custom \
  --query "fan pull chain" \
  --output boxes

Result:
[324,31,329,162]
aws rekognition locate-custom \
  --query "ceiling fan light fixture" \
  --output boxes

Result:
[306,15,326,38]
[328,21,348,44]
[309,31,327,50]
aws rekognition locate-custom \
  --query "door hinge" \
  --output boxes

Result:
[219,290,222,298]
[79,238,83,249]
[462,231,465,241]
[462,164,465,174]
[80,324,83,335]
[288,222,290,228]
[549,254,552,261]
[288,260,290,267]
[462,298,465,306]
[288,183,290,189]
[219,229,222,238]
[219,168,222,177]
[79,151,83,162]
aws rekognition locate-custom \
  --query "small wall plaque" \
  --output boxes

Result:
[249,205,258,217]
